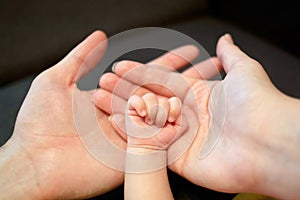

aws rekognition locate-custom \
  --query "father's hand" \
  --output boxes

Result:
[95,34,300,199]
[0,31,126,200]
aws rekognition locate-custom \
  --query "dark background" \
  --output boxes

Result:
[0,0,299,199]
[0,0,299,87]
[209,0,300,58]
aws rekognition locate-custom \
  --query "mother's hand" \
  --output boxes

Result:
[95,34,299,199]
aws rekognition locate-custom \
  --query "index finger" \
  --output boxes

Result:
[147,45,199,70]
[113,62,195,100]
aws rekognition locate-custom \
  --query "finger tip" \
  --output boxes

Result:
[93,92,100,104]
[98,73,108,88]
[83,30,107,47]
[99,72,116,88]
[140,109,147,117]
[115,60,144,75]
[168,116,175,123]
[111,62,118,73]
[93,90,105,104]
[223,33,234,44]
[174,44,200,61]
[187,44,200,55]
[219,33,234,46]
[112,60,128,74]
[91,30,107,39]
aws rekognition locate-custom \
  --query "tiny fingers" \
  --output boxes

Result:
[155,97,170,128]
[128,93,182,125]
[142,93,158,124]
[168,97,182,123]
[128,95,147,117]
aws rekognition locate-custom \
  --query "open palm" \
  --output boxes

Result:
[95,35,285,196]
[7,31,125,199]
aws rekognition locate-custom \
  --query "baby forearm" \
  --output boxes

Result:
[125,149,174,200]
[123,93,181,199]
[125,167,173,200]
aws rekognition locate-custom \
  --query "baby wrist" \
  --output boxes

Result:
[125,148,167,174]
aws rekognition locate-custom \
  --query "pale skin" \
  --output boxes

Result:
[1,29,299,199]
[110,93,182,200]
[95,34,300,200]
[0,31,199,200]
[0,31,126,200]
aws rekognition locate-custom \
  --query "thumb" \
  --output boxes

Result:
[216,34,255,73]
[109,114,127,141]
[54,30,107,86]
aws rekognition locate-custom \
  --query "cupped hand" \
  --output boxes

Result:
[4,31,126,200]
[170,35,285,194]
[95,34,292,198]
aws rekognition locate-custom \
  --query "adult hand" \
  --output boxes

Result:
[0,31,202,199]
[95,34,300,199]
[0,31,126,200]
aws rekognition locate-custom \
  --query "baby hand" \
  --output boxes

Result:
[125,93,182,151]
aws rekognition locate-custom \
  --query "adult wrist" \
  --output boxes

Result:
[0,139,41,200]
[255,93,300,199]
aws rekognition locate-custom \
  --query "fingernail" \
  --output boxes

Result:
[108,115,112,122]
[111,62,118,72]
[168,116,175,123]
[145,117,152,125]
[140,109,147,117]
[223,33,233,44]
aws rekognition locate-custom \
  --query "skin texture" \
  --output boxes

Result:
[0,31,202,199]
[124,94,182,150]
[120,93,182,200]
[0,31,127,200]
[95,34,300,199]
[1,29,299,199]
